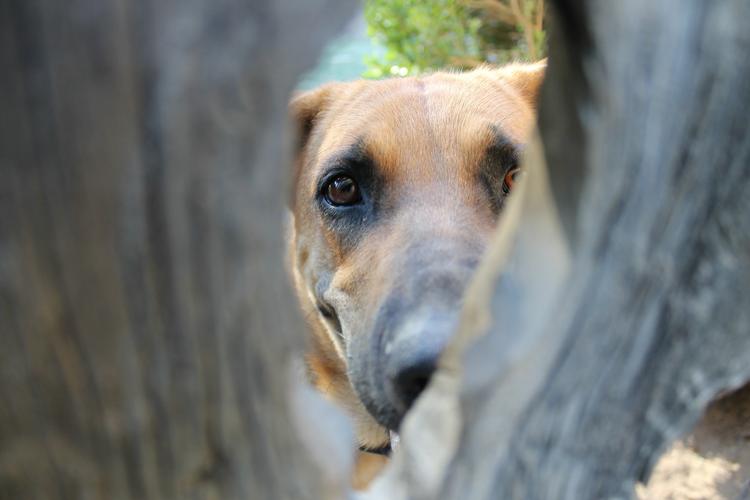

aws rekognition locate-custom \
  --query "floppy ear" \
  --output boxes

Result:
[498,59,547,106]
[288,83,340,205]
[289,82,339,154]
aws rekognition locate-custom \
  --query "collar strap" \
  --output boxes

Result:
[358,443,391,456]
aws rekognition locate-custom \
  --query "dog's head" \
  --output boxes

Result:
[289,62,545,449]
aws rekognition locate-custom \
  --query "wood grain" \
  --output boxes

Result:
[0,1,355,499]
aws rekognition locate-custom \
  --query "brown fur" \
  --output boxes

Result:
[288,62,546,465]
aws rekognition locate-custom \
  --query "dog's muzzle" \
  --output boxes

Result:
[347,238,480,431]
[350,293,462,431]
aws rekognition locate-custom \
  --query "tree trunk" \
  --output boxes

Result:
[0,1,355,499]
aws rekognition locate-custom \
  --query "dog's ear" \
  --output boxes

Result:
[497,59,547,106]
[288,83,341,206]
[289,82,339,154]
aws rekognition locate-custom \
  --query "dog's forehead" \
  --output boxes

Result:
[315,74,534,179]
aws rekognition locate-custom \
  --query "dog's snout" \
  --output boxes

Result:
[390,352,437,412]
[349,246,478,431]
[382,311,457,421]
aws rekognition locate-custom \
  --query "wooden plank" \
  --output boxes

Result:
[0,1,355,499]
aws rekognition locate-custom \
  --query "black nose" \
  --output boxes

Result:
[383,312,453,421]
[391,356,437,411]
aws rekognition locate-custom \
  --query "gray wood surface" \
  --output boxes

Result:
[0,1,355,499]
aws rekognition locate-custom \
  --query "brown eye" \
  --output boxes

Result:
[503,167,523,193]
[325,175,361,206]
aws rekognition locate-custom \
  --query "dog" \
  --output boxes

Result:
[288,61,545,485]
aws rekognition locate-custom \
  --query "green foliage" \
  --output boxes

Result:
[364,0,546,77]
[363,0,481,78]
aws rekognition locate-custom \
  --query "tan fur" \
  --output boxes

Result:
[288,62,546,485]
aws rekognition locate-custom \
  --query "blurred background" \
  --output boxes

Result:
[300,0,546,89]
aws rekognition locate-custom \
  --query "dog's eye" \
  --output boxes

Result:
[502,168,523,193]
[324,175,361,206]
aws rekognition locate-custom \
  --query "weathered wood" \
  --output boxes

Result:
[0,1,355,499]
[364,1,750,499]
[478,1,750,493]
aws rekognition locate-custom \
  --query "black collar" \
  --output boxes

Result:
[359,443,391,456]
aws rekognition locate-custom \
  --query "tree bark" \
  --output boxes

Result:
[0,1,355,499]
